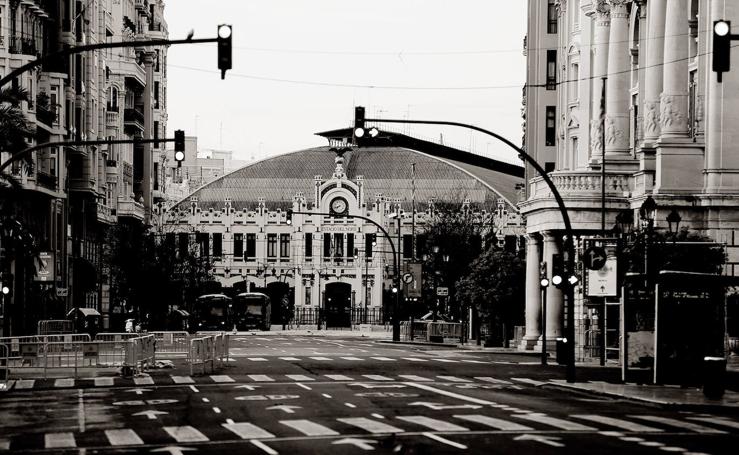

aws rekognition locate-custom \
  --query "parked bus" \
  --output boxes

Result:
[233,292,271,331]
[193,294,232,331]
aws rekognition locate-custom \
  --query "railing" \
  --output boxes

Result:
[290,307,387,326]
[96,202,116,224]
[528,171,633,200]
[38,320,74,335]
[188,333,230,375]
[117,196,145,220]
[150,331,190,355]
[124,108,145,127]
[106,111,119,127]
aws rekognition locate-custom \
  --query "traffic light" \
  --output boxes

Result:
[714,21,732,82]
[286,209,293,225]
[174,130,185,166]
[1,273,12,297]
[539,261,549,288]
[353,106,379,143]
[551,253,564,288]
[354,248,359,259]
[217,24,233,80]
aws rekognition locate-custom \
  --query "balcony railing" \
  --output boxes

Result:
[106,111,119,128]
[124,108,145,132]
[7,36,39,56]
[528,171,633,200]
[96,202,116,224]
[35,170,57,190]
[117,196,145,221]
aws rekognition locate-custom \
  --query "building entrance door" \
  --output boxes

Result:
[325,282,351,328]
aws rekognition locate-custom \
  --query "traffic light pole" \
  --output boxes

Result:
[363,117,578,382]
[292,210,401,342]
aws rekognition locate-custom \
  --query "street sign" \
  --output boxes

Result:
[402,273,413,284]
[586,256,618,297]
[583,246,607,270]
[436,287,449,296]
[56,288,68,297]
[35,252,55,282]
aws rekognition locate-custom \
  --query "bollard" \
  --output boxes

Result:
[702,356,726,400]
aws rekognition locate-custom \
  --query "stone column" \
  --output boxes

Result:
[143,53,155,223]
[659,0,689,139]
[642,0,667,144]
[520,235,541,350]
[542,232,564,343]
[588,1,611,162]
[604,0,632,158]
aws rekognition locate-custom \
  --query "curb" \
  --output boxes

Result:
[376,340,543,356]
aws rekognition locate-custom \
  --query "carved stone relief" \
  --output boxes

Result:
[643,100,660,137]
[659,94,688,131]
[590,119,604,154]
[605,115,626,146]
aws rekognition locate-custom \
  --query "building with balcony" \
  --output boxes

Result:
[521,0,739,362]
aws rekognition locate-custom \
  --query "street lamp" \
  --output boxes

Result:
[666,209,682,237]
[640,196,658,288]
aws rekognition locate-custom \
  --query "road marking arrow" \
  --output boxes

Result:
[266,405,302,414]
[514,434,565,447]
[332,438,377,451]
[408,401,482,410]
[133,410,169,420]
[126,388,153,395]
[348,383,406,389]
[234,385,260,391]
[150,445,196,454]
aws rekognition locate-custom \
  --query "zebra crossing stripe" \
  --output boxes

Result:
[402,357,428,362]
[309,357,332,361]
[431,358,459,363]
[423,432,468,450]
[362,375,393,381]
[210,375,235,383]
[437,376,471,383]
[248,375,274,382]
[171,376,194,384]
[514,413,597,431]
[397,416,469,432]
[286,375,314,382]
[461,359,487,364]
[338,417,404,434]
[54,378,74,388]
[630,415,727,434]
[687,416,739,430]
[164,426,209,442]
[44,432,75,448]
[279,357,300,361]
[398,375,432,382]
[454,414,534,431]
[251,439,278,455]
[511,378,546,386]
[105,429,144,446]
[94,377,114,387]
[474,377,512,385]
[371,357,396,361]
[281,419,339,436]
[340,357,363,361]
[325,374,353,381]
[571,415,663,433]
[248,358,268,361]
[134,377,154,385]
[14,379,35,389]
[223,422,276,439]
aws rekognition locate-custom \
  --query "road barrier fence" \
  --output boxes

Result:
[37,320,75,336]
[188,332,230,375]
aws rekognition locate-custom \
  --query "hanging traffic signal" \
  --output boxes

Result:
[174,130,185,166]
[217,24,233,80]
[539,261,549,288]
[551,253,564,288]
[286,209,293,225]
[1,273,12,297]
[714,20,732,82]
[354,106,365,141]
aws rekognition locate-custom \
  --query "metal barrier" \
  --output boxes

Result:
[150,331,190,355]
[189,336,215,375]
[38,320,74,335]
[44,340,129,378]
[427,322,463,341]
[95,333,140,342]
[0,344,8,382]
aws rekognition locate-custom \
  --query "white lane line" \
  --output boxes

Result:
[248,375,275,382]
[371,357,396,361]
[190,385,200,393]
[322,393,332,398]
[397,416,469,432]
[431,358,459,363]
[295,383,312,390]
[77,389,85,432]
[223,422,275,439]
[659,447,686,452]
[248,357,268,361]
[630,415,727,434]
[474,377,512,385]
[54,378,74,388]
[202,397,210,403]
[211,375,235,383]
[362,374,393,381]
[251,439,279,455]
[639,441,664,447]
[345,402,357,408]
[572,415,663,433]
[279,357,300,361]
[423,432,468,449]
[281,419,340,436]
[213,407,222,414]
[437,376,471,383]
[454,414,534,431]
[14,379,35,389]
[511,377,546,386]
[171,376,194,384]
[398,375,432,382]
[44,433,76,448]
[105,429,144,446]
[286,375,314,381]
[338,417,404,434]
[461,359,487,364]
[687,416,739,430]
[93,377,114,387]
[309,356,332,361]
[164,425,210,442]
[402,357,428,362]
[340,357,363,361]
[325,374,353,381]
[134,376,154,385]
[514,413,596,431]
[372,413,385,419]
[404,382,499,406]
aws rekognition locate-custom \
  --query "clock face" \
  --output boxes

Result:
[330,197,348,214]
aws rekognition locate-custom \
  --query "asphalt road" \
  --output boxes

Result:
[1,335,738,454]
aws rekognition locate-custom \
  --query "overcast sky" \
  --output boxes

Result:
[165,1,526,165]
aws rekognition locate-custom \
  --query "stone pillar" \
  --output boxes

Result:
[659,0,689,139]
[588,1,611,162]
[541,232,564,344]
[604,0,633,159]
[520,235,541,350]
[642,0,667,144]
[143,53,155,222]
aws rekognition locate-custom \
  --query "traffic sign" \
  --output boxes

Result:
[402,273,413,284]
[583,246,607,270]
[436,287,449,296]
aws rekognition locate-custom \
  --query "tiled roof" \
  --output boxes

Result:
[173,146,523,211]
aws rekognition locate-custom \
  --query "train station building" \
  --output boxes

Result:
[158,129,525,327]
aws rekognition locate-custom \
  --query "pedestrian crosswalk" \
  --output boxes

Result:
[17,412,736,450]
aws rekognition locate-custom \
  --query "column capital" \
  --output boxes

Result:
[607,0,632,18]
[554,0,567,15]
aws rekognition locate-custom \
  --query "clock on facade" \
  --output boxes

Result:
[330,197,348,214]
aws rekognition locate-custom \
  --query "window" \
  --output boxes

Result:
[570,63,579,101]
[324,233,331,257]
[416,234,427,257]
[197,233,209,256]
[280,234,290,258]
[305,233,313,258]
[546,50,557,90]
[347,233,354,259]
[403,235,413,259]
[154,81,160,109]
[571,137,579,167]
[213,233,222,257]
[547,0,558,34]
[267,234,277,258]
[545,162,556,173]
[305,286,312,307]
[333,234,344,258]
[246,234,256,259]
[689,70,698,138]
[233,233,243,259]
[365,234,375,258]
[546,106,556,146]
[153,121,159,148]
[178,233,189,257]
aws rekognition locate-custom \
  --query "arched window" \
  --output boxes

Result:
[107,87,118,112]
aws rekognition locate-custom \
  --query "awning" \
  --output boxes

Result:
[67,308,102,318]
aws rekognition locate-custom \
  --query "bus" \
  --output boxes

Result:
[193,294,233,331]
[233,292,271,331]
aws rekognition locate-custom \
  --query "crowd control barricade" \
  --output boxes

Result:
[188,336,215,375]
[43,340,129,378]
[0,337,47,373]
[150,331,190,355]
[0,344,8,381]
[426,322,463,342]
[213,333,231,368]
[38,320,74,336]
